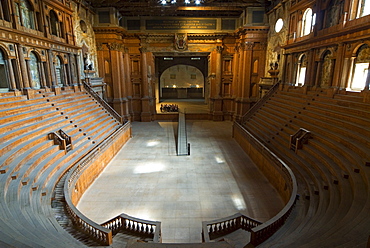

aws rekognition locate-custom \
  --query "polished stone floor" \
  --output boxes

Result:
[77,120,284,243]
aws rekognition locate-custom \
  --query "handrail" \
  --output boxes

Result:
[202,213,262,242]
[232,122,298,246]
[82,81,124,124]
[241,81,280,124]
[48,130,72,152]
[64,122,130,245]
[101,213,161,243]
[290,128,312,153]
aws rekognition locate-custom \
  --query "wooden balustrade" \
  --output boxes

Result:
[241,81,280,124]
[82,81,124,124]
[48,129,72,153]
[202,213,262,242]
[101,213,161,243]
[64,122,130,246]
[232,122,298,246]
[290,128,312,153]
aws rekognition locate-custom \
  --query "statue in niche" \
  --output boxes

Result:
[82,43,94,71]
[175,33,188,51]
[84,54,93,71]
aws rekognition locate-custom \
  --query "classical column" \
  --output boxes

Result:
[39,60,47,89]
[139,46,151,122]
[332,43,345,88]
[212,45,224,121]
[16,44,30,89]
[215,45,223,97]
[314,60,322,88]
[123,47,133,120]
[108,43,124,117]
[47,49,57,88]
[7,59,18,91]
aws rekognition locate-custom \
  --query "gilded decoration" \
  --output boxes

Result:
[357,45,370,63]
[107,43,125,52]
[175,33,188,51]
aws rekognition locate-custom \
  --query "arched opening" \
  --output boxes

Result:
[55,56,65,87]
[320,51,334,88]
[296,54,307,86]
[301,8,315,37]
[29,51,41,89]
[160,65,204,100]
[18,0,35,29]
[348,44,370,91]
[50,10,59,36]
[0,49,9,91]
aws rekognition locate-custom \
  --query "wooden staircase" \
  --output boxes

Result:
[240,87,370,247]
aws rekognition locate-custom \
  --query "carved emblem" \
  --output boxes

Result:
[175,33,188,51]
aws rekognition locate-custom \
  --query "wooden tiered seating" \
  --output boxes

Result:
[0,88,123,247]
[242,87,370,247]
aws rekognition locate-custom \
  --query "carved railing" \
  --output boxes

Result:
[48,129,72,153]
[202,213,262,242]
[64,122,130,245]
[101,213,161,243]
[241,81,280,124]
[232,122,298,246]
[82,81,124,124]
[290,128,312,153]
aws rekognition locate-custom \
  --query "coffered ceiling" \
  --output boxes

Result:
[88,0,268,17]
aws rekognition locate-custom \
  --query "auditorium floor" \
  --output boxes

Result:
[77,120,284,244]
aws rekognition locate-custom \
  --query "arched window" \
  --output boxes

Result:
[18,0,35,29]
[349,45,370,91]
[0,49,9,90]
[296,54,307,86]
[350,0,370,19]
[29,52,41,89]
[301,8,316,37]
[50,10,59,36]
[0,0,10,21]
[55,56,65,87]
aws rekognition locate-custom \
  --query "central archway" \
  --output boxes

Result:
[155,55,209,103]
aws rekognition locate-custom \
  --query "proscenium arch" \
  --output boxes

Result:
[154,54,209,101]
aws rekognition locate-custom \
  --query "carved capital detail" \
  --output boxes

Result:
[216,45,224,53]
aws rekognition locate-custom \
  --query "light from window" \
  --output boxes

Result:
[301,8,315,36]
[357,0,370,17]
[351,63,369,90]
[275,18,283,33]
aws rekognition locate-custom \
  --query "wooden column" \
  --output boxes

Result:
[332,43,345,88]
[16,44,30,89]
[108,43,125,117]
[123,47,133,119]
[239,41,254,116]
[47,49,57,89]
[212,45,224,121]
[7,59,17,91]
[231,45,240,120]
[139,47,151,122]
